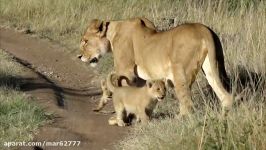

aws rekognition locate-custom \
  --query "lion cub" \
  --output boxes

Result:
[93,73,120,112]
[107,72,166,127]
[93,79,112,112]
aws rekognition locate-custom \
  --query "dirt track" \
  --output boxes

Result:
[0,28,127,150]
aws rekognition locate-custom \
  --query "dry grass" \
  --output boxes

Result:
[0,0,265,149]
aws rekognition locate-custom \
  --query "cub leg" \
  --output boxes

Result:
[136,115,141,123]
[93,96,110,111]
[138,109,150,124]
[93,79,112,111]
[108,116,118,125]
[114,101,126,127]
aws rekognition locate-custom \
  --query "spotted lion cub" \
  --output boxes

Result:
[107,72,166,127]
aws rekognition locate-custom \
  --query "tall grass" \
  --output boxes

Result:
[0,0,265,149]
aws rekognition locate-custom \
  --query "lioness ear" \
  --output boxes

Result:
[88,19,103,33]
[89,19,109,37]
[99,21,110,37]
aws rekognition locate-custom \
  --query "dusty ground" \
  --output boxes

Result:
[0,28,127,150]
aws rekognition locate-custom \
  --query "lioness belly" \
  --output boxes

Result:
[137,66,152,80]
[136,65,170,80]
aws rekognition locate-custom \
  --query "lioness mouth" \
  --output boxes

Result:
[90,57,98,63]
[77,54,82,59]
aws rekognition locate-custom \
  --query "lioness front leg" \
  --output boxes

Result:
[172,65,193,116]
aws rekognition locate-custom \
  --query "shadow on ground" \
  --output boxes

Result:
[0,54,102,108]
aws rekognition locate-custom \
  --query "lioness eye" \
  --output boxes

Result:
[84,39,88,43]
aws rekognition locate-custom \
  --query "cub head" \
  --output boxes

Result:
[146,80,166,101]
[78,19,110,67]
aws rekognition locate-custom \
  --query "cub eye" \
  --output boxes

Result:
[84,39,88,43]
[157,88,160,91]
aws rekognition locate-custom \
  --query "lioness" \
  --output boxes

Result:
[106,72,166,126]
[79,18,232,115]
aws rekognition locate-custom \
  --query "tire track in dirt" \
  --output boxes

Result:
[0,28,127,150]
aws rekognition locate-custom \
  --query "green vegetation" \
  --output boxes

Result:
[0,50,47,149]
[0,0,265,149]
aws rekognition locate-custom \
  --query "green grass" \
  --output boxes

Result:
[0,50,47,149]
[0,0,265,149]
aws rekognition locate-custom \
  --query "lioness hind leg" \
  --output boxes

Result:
[202,55,233,112]
[172,65,193,116]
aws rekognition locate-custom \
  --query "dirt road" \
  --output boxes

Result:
[0,28,127,150]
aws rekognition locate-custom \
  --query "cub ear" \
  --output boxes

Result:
[147,81,153,88]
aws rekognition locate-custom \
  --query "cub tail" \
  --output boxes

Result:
[106,72,119,92]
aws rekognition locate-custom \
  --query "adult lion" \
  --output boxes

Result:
[78,18,232,115]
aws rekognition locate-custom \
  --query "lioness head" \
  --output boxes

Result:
[147,80,166,101]
[78,19,110,67]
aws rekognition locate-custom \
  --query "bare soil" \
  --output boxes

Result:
[0,28,127,150]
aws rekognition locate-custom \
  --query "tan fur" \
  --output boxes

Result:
[92,79,112,112]
[106,72,166,126]
[79,18,233,115]
[93,73,120,112]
